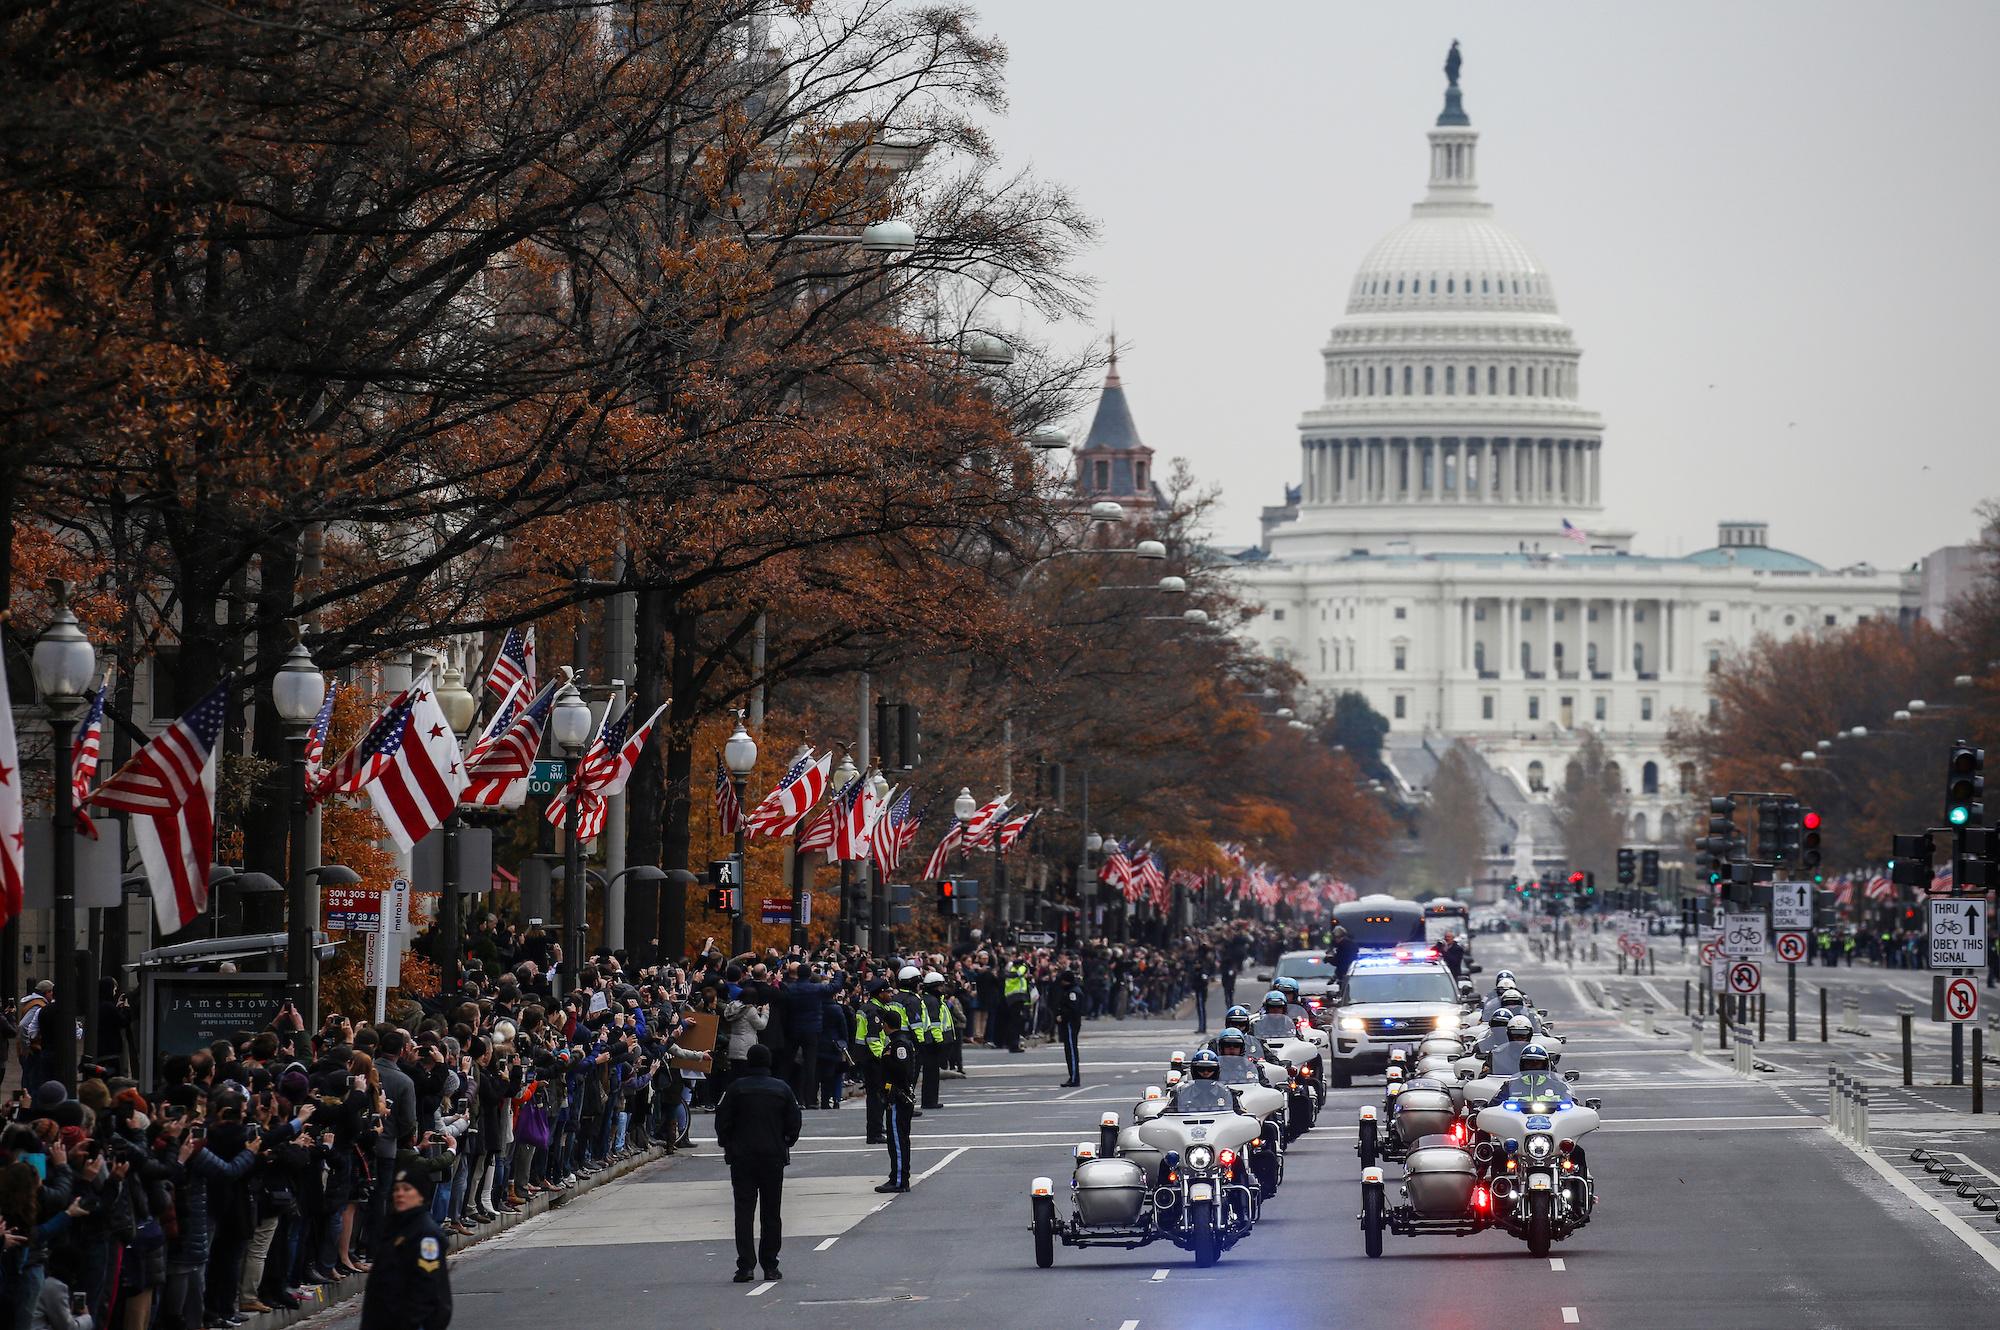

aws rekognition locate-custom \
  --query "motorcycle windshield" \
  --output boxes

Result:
[1250,1015,1294,1040]
[1170,1083,1235,1113]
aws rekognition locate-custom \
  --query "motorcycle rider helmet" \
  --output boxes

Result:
[1494,969,1516,988]
[1217,1030,1248,1058]
[1519,1042,1552,1072]
[1262,990,1288,1012]
[923,971,945,987]
[1169,1050,1187,1070]
[1274,977,1302,1000]
[1489,1009,1512,1031]
[897,964,921,983]
[1507,1015,1533,1042]
[1189,1049,1222,1080]
[1224,1005,1253,1032]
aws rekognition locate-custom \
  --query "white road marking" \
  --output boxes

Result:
[1056,1084,1094,1100]
[1561,1308,1580,1324]
[1831,1130,2000,1276]
[1550,1257,1566,1271]
[1118,1321,1139,1330]
[914,1146,969,1184]
[814,1238,838,1252]
[1150,1268,1170,1282]
[749,1282,775,1297]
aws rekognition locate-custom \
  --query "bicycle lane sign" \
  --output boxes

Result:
[1720,913,1767,959]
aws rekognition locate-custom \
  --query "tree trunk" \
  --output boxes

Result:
[242,539,300,927]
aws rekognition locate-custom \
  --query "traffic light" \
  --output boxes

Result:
[1947,741,1985,827]
[897,703,922,771]
[1703,797,1737,866]
[1639,849,1660,888]
[1798,808,1823,879]
[707,886,740,913]
[1956,826,2000,891]
[1757,797,1786,862]
[1890,832,1934,888]
[1616,847,1635,885]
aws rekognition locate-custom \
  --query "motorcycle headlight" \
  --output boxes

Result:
[1525,1133,1556,1163]
[1340,1016,1366,1033]
[1434,1012,1459,1032]
[1185,1144,1216,1172]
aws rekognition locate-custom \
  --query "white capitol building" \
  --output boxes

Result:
[1215,54,1927,872]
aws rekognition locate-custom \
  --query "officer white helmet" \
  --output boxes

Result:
[1507,1015,1533,1042]
[1519,1042,1553,1072]
[898,964,921,982]
[923,971,944,986]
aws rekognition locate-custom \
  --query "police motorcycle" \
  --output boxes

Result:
[1463,1014,1564,1112]
[1360,1041,1600,1259]
[1270,976,1335,1070]
[1246,995,1324,1134]
[1032,1052,1261,1269]
[1202,1031,1291,1189]
[1469,1043,1600,1256]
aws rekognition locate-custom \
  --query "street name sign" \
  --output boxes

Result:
[1770,882,1814,933]
[1720,913,1767,959]
[1927,898,1986,969]
[526,759,568,797]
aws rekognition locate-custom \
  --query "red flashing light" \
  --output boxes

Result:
[1218,1149,1237,1168]
[1568,871,1585,885]
[1474,1185,1490,1210]
[1802,811,1822,830]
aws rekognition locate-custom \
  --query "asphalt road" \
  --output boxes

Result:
[308,936,2000,1330]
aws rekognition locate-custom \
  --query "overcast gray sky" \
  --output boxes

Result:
[968,0,1997,568]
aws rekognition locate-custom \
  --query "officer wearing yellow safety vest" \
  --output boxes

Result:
[891,966,928,1116]
[919,971,953,1109]
[1001,956,1031,1053]
[855,978,894,1144]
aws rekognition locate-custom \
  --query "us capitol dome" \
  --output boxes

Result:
[1215,45,1919,883]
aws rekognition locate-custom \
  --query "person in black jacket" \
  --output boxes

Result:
[358,1167,451,1330]
[711,1044,801,1283]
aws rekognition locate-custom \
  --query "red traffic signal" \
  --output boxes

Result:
[1801,810,1822,831]
[1568,871,1585,885]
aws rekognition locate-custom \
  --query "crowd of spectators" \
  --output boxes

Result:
[0,913,1310,1330]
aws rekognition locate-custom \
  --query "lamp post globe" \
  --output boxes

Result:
[435,663,478,736]
[1134,539,1167,560]
[724,718,758,776]
[1027,427,1069,451]
[551,675,593,752]
[1182,608,1209,625]
[31,582,96,703]
[860,218,917,254]
[1157,576,1187,594]
[272,641,326,726]
[1088,501,1127,524]
[870,769,891,803]
[1085,832,1103,854]
[832,753,860,795]
[953,787,978,821]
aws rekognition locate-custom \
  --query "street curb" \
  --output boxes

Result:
[248,1143,676,1330]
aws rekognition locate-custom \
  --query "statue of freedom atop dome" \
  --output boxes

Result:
[1445,40,1462,88]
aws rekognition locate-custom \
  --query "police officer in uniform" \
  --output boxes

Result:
[920,971,951,1108]
[1001,955,1031,1053]
[874,1006,918,1193]
[1052,966,1084,1087]
[854,979,892,1144]
[360,1166,453,1330]
[891,966,928,1116]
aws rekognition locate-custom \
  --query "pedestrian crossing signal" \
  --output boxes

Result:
[707,886,740,913]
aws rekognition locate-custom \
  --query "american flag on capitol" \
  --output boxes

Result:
[69,673,109,839]
[486,626,536,699]
[921,818,965,881]
[361,675,469,853]
[715,752,742,835]
[744,748,831,838]
[0,630,25,930]
[88,680,231,933]
[1560,518,1590,546]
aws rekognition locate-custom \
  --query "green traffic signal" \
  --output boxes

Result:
[1950,805,1970,827]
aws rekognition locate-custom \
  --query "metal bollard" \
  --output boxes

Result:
[1759,993,1767,1043]
[1828,1065,1841,1137]
[1617,953,1625,975]
[1899,1004,1915,1087]
[1976,1028,1985,1116]
[1856,1079,1870,1151]
[1649,947,1657,976]
[1644,1001,1656,1037]
[1684,979,1692,1017]
[1820,987,1828,1043]
[1842,994,1860,1033]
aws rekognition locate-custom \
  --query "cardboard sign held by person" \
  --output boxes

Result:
[670,1010,721,1077]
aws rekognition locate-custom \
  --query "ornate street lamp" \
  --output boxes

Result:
[551,672,593,995]
[271,631,326,1019]
[723,717,757,955]
[32,580,95,1092]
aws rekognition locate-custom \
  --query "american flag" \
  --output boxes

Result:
[897,800,929,860]
[1560,518,1590,546]
[1864,875,1894,903]
[362,677,469,852]
[486,626,535,699]
[796,799,839,855]
[302,680,338,790]
[744,749,831,838]
[834,773,879,862]
[921,818,965,881]
[543,699,666,842]
[715,753,742,835]
[70,675,108,839]
[0,629,24,930]
[1099,842,1135,898]
[88,681,230,932]
[996,808,1038,854]
[462,681,555,807]
[1132,846,1167,896]
[317,682,417,799]
[1834,877,1858,909]
[963,794,1011,848]
[1929,863,1954,894]
[870,786,910,868]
